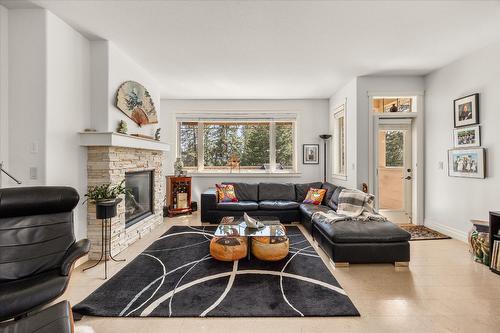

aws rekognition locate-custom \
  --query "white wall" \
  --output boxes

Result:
[328,76,425,191]
[89,41,161,137]
[8,9,47,186]
[89,41,109,132]
[0,5,8,186]
[329,78,358,189]
[45,11,90,240]
[424,41,500,241]
[108,42,160,137]
[160,99,329,203]
[6,9,161,240]
[6,8,91,240]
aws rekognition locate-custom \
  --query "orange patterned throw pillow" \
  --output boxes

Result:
[216,184,238,202]
[303,188,326,205]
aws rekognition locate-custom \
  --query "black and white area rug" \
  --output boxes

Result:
[74,226,359,317]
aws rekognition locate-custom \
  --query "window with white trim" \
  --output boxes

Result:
[177,115,296,173]
[332,104,346,178]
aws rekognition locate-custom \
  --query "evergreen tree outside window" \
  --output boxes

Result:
[385,130,404,167]
[276,122,294,170]
[239,123,270,168]
[179,122,197,167]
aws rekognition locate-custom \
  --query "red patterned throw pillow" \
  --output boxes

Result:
[303,188,327,205]
[216,184,238,202]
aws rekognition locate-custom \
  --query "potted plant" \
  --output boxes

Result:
[84,180,131,219]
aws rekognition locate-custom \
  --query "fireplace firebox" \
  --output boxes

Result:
[125,170,154,228]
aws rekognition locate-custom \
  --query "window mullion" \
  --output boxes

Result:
[269,121,276,172]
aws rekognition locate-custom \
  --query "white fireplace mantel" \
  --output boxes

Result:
[79,132,170,151]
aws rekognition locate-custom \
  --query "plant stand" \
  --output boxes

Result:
[83,199,125,279]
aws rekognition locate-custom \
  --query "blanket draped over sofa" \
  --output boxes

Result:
[312,188,387,224]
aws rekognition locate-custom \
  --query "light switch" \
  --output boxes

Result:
[29,167,37,179]
[438,161,444,170]
[30,142,38,154]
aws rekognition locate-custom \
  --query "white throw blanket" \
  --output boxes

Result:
[337,189,386,221]
[311,189,386,224]
[311,210,349,224]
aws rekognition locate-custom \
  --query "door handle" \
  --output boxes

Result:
[402,176,412,180]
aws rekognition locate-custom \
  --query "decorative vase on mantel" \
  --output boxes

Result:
[95,197,122,219]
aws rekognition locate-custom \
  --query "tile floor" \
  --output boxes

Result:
[60,213,500,333]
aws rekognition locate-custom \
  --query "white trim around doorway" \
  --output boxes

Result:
[367,91,425,226]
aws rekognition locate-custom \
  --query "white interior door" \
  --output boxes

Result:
[376,120,412,224]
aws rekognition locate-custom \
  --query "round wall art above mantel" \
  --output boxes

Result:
[116,81,158,127]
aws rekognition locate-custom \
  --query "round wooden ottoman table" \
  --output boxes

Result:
[251,235,289,261]
[210,236,247,261]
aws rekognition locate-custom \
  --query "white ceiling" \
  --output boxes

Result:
[4,0,500,99]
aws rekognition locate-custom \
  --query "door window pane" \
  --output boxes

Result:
[385,130,404,167]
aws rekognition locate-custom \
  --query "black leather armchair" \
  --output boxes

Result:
[0,186,90,321]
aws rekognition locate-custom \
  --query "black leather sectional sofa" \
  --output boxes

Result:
[201,182,411,265]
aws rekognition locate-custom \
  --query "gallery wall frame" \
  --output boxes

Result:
[448,147,485,179]
[453,93,479,128]
[453,125,481,148]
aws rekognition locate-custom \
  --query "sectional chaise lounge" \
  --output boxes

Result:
[201,182,411,266]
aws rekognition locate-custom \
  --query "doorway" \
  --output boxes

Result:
[376,120,412,224]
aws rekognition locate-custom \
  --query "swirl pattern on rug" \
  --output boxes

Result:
[74,226,359,317]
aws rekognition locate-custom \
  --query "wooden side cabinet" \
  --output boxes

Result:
[166,176,192,217]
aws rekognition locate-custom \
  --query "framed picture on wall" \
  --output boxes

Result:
[453,125,481,148]
[303,144,319,164]
[448,148,485,179]
[454,93,479,128]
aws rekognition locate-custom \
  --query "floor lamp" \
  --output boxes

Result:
[319,134,332,182]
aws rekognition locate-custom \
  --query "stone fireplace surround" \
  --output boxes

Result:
[85,145,165,260]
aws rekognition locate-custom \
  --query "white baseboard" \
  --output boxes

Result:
[424,218,468,243]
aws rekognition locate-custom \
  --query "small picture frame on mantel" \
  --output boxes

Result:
[303,144,319,164]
